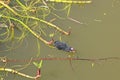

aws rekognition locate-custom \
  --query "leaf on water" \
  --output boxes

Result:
[0,14,2,18]
[38,60,43,69]
[33,62,39,67]
[59,35,62,41]
[91,63,94,68]
[0,23,8,28]
[103,13,107,16]
[0,78,4,80]
[48,45,55,48]
[49,33,54,37]
[33,60,43,69]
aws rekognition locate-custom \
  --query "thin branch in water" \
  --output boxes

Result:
[2,57,120,63]
[67,17,83,24]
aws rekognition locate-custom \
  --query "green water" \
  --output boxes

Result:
[1,0,120,80]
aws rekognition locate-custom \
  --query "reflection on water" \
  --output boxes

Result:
[1,0,120,80]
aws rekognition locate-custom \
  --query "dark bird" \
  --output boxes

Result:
[54,41,75,52]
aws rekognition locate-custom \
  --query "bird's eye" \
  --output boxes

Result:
[70,48,74,51]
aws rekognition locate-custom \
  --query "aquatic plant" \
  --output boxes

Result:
[0,0,92,79]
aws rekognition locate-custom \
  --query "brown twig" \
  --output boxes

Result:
[1,57,119,63]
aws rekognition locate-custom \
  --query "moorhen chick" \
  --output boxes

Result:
[54,41,75,52]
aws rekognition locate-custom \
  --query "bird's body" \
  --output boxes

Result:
[54,41,75,52]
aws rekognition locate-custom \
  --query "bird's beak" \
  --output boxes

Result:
[70,48,76,53]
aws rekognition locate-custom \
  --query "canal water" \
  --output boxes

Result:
[0,0,120,80]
